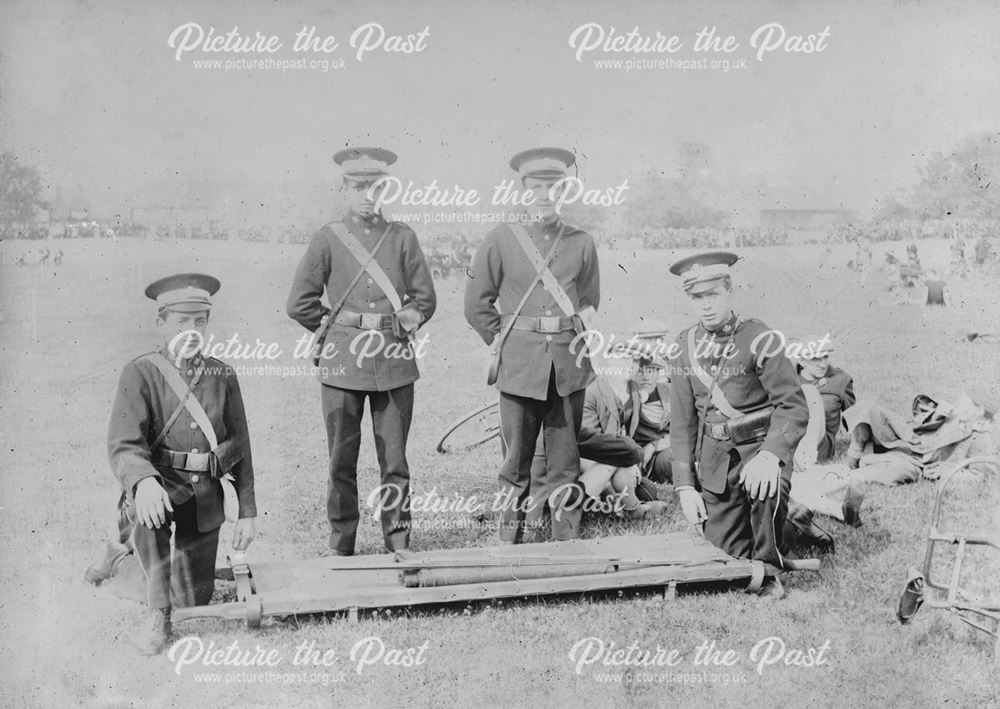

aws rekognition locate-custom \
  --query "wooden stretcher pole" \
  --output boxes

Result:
[401,563,618,588]
[400,557,821,588]
[324,555,693,572]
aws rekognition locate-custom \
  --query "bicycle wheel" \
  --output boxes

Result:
[435,401,501,453]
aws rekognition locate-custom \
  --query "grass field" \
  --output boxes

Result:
[0,235,998,708]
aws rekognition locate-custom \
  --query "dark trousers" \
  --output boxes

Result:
[646,449,672,485]
[322,383,413,554]
[700,451,791,568]
[498,370,585,542]
[123,496,221,610]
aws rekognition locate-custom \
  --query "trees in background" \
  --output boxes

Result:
[0,152,47,226]
[887,131,1000,221]
[622,141,728,231]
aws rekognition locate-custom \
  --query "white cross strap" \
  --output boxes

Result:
[143,353,239,521]
[144,353,218,449]
[330,222,403,312]
[510,224,576,317]
[686,328,743,420]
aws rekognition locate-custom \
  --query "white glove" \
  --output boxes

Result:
[576,306,597,331]
[394,307,424,334]
[676,487,707,535]
[739,450,782,501]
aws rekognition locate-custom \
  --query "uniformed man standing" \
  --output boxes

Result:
[464,147,600,543]
[287,147,436,556]
[667,253,807,598]
[106,273,257,654]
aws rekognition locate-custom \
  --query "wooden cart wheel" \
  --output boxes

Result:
[435,401,501,453]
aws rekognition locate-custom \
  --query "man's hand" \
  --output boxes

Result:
[232,517,256,551]
[576,306,597,331]
[134,477,172,530]
[677,487,707,535]
[739,450,782,501]
[394,308,424,334]
[642,443,656,467]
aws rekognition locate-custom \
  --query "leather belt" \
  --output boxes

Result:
[504,314,576,334]
[334,309,394,330]
[703,421,731,441]
[155,449,212,472]
[702,420,769,445]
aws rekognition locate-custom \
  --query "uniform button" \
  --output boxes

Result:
[352,216,359,223]
[191,474,200,483]
[186,369,193,376]
[189,421,198,430]
[545,310,552,316]
[546,335,552,341]
[191,448,199,454]
[367,278,374,285]
[369,303,376,309]
[365,229,371,235]
[544,235,550,241]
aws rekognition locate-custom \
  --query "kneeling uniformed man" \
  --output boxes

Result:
[667,253,807,599]
[464,147,600,543]
[287,147,436,556]
[106,274,257,654]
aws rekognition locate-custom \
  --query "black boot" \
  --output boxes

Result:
[785,502,835,551]
[841,481,865,527]
[135,607,172,655]
[84,541,132,586]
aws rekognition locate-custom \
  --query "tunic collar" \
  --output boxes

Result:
[347,209,382,227]
[702,312,738,336]
[158,345,204,371]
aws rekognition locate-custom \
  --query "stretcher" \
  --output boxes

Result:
[172,531,818,628]
[896,456,1000,659]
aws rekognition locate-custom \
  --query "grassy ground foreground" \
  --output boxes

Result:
[0,236,998,708]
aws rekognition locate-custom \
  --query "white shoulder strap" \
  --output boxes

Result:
[686,328,743,420]
[793,382,824,470]
[510,224,576,317]
[330,222,403,312]
[143,353,219,450]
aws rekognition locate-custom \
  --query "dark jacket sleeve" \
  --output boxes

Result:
[757,342,809,468]
[286,229,332,332]
[578,384,642,467]
[464,231,503,345]
[668,333,698,489]
[577,234,601,312]
[400,227,437,325]
[223,369,256,518]
[107,362,160,498]
[841,375,856,424]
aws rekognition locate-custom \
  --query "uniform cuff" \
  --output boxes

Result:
[237,491,257,518]
[123,466,161,499]
[761,440,792,468]
[671,459,696,489]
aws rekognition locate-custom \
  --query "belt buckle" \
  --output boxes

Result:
[360,312,382,330]
[186,452,210,471]
[711,423,730,441]
[538,316,561,334]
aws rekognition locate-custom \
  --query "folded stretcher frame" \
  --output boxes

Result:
[173,531,818,628]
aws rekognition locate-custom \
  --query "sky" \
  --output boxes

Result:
[1,0,998,222]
